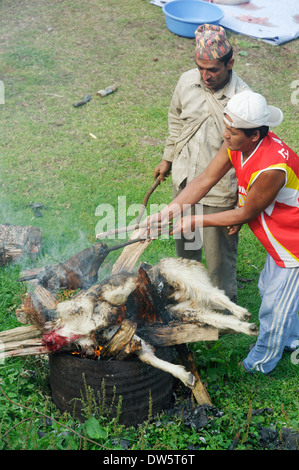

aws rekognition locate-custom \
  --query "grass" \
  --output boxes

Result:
[0,0,298,451]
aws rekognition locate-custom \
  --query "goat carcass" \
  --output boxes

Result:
[18,257,258,389]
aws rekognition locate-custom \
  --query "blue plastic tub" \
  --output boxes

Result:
[162,0,224,38]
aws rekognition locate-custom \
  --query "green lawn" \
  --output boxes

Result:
[0,0,298,451]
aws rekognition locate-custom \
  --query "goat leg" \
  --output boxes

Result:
[134,334,196,390]
[203,289,251,321]
[98,327,196,388]
[200,310,258,336]
[170,307,258,336]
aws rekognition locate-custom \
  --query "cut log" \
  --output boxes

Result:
[112,230,152,274]
[0,339,48,358]
[139,322,219,347]
[31,284,58,311]
[0,224,42,266]
[0,325,48,359]
[100,319,138,358]
[0,324,42,343]
[176,344,212,406]
[0,337,44,352]
[16,285,58,327]
[116,338,142,360]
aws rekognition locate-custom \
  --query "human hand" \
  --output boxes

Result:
[227,224,243,236]
[154,160,172,181]
[137,211,173,241]
[171,215,198,237]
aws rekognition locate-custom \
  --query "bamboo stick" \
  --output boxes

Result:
[0,325,42,343]
[0,337,44,352]
[1,346,49,358]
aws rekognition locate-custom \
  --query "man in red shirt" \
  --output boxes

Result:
[148,90,299,374]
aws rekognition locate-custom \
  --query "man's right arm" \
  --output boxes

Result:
[169,142,232,209]
[154,80,183,181]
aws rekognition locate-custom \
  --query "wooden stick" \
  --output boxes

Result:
[96,222,147,240]
[106,237,145,252]
[109,178,164,273]
[0,325,42,343]
[0,337,44,352]
[96,176,163,240]
[135,176,161,225]
[2,346,49,358]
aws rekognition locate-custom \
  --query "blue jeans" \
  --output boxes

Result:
[243,254,299,374]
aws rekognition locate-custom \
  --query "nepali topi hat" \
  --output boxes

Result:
[195,24,232,61]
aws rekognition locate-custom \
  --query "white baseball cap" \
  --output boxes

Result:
[224,90,283,129]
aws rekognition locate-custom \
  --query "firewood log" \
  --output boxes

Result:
[112,230,151,274]
[0,324,42,343]
[100,319,138,358]
[18,238,144,291]
[16,285,59,327]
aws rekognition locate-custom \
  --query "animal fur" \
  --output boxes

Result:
[144,258,256,336]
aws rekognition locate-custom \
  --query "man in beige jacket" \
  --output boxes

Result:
[154,24,249,301]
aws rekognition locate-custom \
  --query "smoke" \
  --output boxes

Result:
[0,199,99,275]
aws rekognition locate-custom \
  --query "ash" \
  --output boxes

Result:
[166,396,223,432]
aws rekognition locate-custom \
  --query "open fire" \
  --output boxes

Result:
[0,239,258,400]
[71,344,103,359]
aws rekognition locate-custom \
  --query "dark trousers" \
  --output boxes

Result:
[173,183,238,302]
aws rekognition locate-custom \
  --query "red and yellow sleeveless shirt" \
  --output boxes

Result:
[228,131,299,268]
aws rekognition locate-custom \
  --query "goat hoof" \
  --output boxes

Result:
[235,307,251,321]
[186,373,196,390]
[243,311,252,320]
[249,324,259,335]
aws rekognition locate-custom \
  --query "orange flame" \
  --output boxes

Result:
[93,345,104,357]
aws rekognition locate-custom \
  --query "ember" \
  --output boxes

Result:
[71,343,103,360]
[4,254,258,388]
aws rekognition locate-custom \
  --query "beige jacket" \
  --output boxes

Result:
[163,69,249,207]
